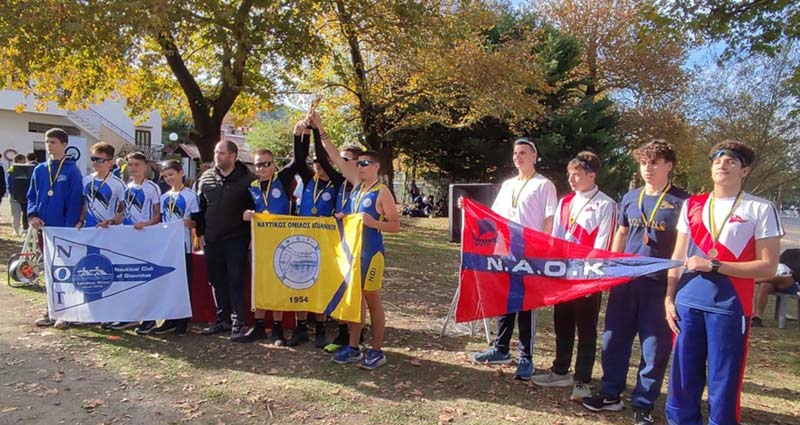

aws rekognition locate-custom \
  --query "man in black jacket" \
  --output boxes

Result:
[196,140,256,341]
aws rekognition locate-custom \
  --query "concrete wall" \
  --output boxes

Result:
[0,110,79,168]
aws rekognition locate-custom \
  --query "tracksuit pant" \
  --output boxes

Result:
[551,292,602,383]
[600,278,673,410]
[204,236,249,324]
[666,304,750,425]
[494,310,536,358]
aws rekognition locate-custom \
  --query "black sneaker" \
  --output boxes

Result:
[634,408,654,425]
[201,320,232,335]
[230,321,245,342]
[152,320,179,335]
[314,324,328,348]
[135,321,157,335]
[286,328,309,347]
[582,393,623,412]
[239,325,267,343]
[271,327,285,346]
[751,316,763,327]
[109,321,139,331]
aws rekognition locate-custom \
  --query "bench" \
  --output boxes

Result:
[772,292,800,329]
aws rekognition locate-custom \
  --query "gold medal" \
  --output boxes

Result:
[708,247,719,258]
[47,157,67,199]
[47,190,54,197]
[707,192,743,260]
[311,207,318,215]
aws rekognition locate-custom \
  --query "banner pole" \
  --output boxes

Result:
[250,218,256,313]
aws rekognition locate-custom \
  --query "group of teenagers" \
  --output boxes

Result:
[27,111,400,371]
[21,119,784,424]
[460,138,784,425]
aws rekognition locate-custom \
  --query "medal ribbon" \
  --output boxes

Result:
[354,179,380,211]
[708,191,744,250]
[48,157,67,194]
[261,172,276,209]
[511,172,535,210]
[312,174,333,209]
[89,173,111,202]
[168,186,184,217]
[637,183,671,230]
[567,189,599,238]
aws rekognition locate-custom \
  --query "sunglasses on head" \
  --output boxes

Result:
[254,161,273,169]
[90,156,111,164]
[356,159,376,167]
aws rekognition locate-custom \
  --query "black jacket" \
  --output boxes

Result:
[197,161,255,242]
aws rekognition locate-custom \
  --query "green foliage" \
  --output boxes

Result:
[666,0,800,104]
[247,107,304,160]
[161,111,193,148]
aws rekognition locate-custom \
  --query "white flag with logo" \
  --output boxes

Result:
[43,222,190,322]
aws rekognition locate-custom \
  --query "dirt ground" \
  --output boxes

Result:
[0,204,798,425]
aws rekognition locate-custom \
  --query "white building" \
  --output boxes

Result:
[0,90,162,173]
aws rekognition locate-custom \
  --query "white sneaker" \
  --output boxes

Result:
[531,370,573,387]
[570,383,591,401]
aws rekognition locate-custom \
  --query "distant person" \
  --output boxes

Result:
[7,154,29,235]
[26,152,38,164]
[409,179,419,203]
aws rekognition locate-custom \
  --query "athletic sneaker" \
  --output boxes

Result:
[531,370,573,387]
[314,324,328,348]
[201,320,232,335]
[634,408,655,424]
[472,346,512,364]
[230,321,245,342]
[34,314,55,327]
[152,320,179,335]
[751,316,763,327]
[286,328,309,347]
[239,325,267,343]
[135,321,157,335]
[333,345,363,365]
[515,357,533,381]
[109,321,139,331]
[570,383,592,401]
[358,349,386,370]
[271,327,285,346]
[53,320,71,330]
[582,393,624,412]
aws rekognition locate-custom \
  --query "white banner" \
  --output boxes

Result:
[43,222,191,322]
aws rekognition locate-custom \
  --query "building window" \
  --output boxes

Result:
[135,129,151,148]
[28,122,81,136]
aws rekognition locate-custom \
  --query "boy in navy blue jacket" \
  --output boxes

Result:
[30,128,84,329]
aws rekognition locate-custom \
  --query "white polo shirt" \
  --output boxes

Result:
[491,172,558,232]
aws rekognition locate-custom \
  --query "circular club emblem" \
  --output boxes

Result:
[271,188,281,198]
[72,253,114,294]
[322,192,332,201]
[273,235,320,290]
[362,198,373,208]
[65,146,81,161]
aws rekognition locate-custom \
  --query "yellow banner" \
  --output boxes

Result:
[251,213,363,322]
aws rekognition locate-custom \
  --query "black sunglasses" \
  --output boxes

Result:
[356,159,376,167]
[254,161,273,169]
[90,156,111,164]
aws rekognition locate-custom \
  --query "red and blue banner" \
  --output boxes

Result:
[456,199,682,323]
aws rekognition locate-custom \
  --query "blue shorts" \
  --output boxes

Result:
[776,282,800,295]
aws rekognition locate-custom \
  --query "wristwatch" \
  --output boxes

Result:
[710,259,721,273]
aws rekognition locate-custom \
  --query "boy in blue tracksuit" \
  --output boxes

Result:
[582,140,689,425]
[26,129,83,230]
[29,128,84,329]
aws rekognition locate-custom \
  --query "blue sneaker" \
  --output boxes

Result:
[515,357,533,380]
[358,349,386,370]
[472,346,512,364]
[332,345,363,365]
